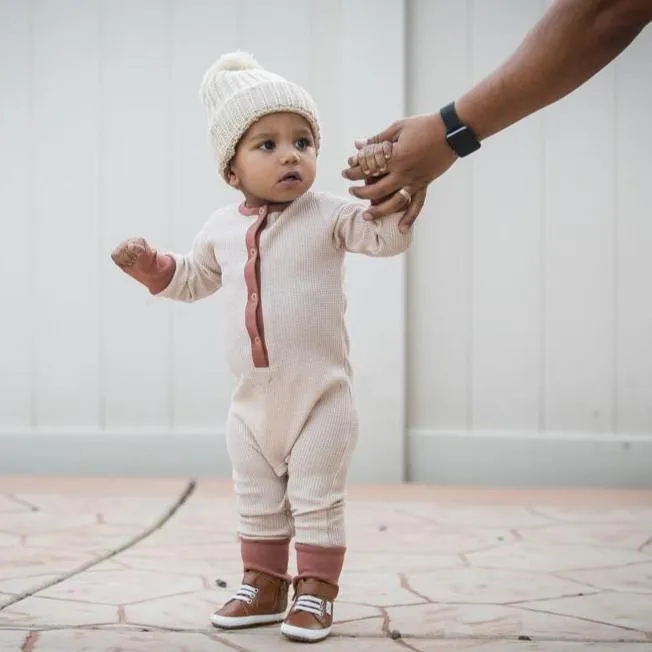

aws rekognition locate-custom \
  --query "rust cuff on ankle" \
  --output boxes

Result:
[295,543,346,588]
[241,537,291,582]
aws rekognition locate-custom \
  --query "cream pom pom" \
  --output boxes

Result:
[213,51,261,72]
[200,51,263,106]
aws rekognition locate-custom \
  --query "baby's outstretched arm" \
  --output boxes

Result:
[111,227,222,302]
[331,198,412,257]
[111,237,175,294]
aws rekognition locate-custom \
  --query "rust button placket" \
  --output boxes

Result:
[243,207,269,368]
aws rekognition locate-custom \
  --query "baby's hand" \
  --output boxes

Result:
[348,141,393,178]
[111,237,175,294]
[111,237,156,274]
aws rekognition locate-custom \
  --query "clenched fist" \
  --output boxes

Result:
[348,141,393,178]
[110,237,175,294]
[111,237,156,270]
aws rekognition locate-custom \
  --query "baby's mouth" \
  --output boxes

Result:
[279,171,302,183]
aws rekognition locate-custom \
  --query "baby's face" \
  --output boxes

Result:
[228,112,317,206]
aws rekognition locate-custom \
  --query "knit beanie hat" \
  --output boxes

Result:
[199,51,321,179]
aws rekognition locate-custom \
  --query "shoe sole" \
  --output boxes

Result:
[281,622,332,642]
[211,612,286,629]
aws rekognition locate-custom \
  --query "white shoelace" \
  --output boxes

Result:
[293,594,331,617]
[231,584,258,605]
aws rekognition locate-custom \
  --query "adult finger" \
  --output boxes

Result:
[362,186,413,221]
[344,146,364,175]
[354,120,403,149]
[348,171,402,202]
[398,186,427,232]
[342,164,368,182]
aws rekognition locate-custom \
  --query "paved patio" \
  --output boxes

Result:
[0,477,650,651]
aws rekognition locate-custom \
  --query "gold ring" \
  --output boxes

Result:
[398,188,412,205]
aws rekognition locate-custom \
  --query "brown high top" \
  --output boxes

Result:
[211,570,289,630]
[280,577,338,642]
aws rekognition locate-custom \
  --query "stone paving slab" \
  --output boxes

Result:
[0,477,650,651]
[1,630,652,651]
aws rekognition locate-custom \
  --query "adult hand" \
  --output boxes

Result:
[355,162,429,232]
[342,113,456,225]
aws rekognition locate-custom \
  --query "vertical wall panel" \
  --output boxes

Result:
[101,0,172,430]
[544,67,617,432]
[0,1,31,429]
[615,34,652,433]
[168,0,237,432]
[306,0,344,195]
[32,0,101,429]
[340,0,407,481]
[238,0,312,90]
[406,0,473,430]
[470,0,544,430]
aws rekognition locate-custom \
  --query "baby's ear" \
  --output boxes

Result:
[226,165,240,189]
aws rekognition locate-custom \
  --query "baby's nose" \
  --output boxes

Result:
[281,148,300,163]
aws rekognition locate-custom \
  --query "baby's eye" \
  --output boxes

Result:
[295,137,311,151]
[259,140,275,151]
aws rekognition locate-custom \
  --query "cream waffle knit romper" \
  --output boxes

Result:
[158,190,411,547]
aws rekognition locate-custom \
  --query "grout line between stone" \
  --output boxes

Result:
[637,536,652,553]
[514,603,650,637]
[2,624,652,644]
[0,480,197,612]
[5,495,40,513]
[208,631,254,652]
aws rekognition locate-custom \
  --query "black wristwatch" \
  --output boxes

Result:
[439,101,481,157]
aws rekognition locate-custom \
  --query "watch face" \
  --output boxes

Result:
[447,126,481,157]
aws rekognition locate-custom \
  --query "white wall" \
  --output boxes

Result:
[1,0,651,486]
[407,0,652,486]
[0,0,407,482]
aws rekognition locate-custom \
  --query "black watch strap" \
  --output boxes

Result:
[440,102,464,132]
[440,102,481,157]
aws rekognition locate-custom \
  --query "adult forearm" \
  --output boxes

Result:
[456,0,652,140]
[342,0,651,227]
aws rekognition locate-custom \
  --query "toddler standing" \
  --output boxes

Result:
[111,51,413,643]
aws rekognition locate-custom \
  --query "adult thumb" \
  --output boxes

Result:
[354,120,403,149]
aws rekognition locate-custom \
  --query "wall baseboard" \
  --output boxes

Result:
[0,432,230,478]
[1,430,650,488]
[408,429,652,488]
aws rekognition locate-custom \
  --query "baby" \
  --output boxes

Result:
[111,51,412,643]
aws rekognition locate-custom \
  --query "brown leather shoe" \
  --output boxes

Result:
[280,578,338,642]
[211,570,289,629]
